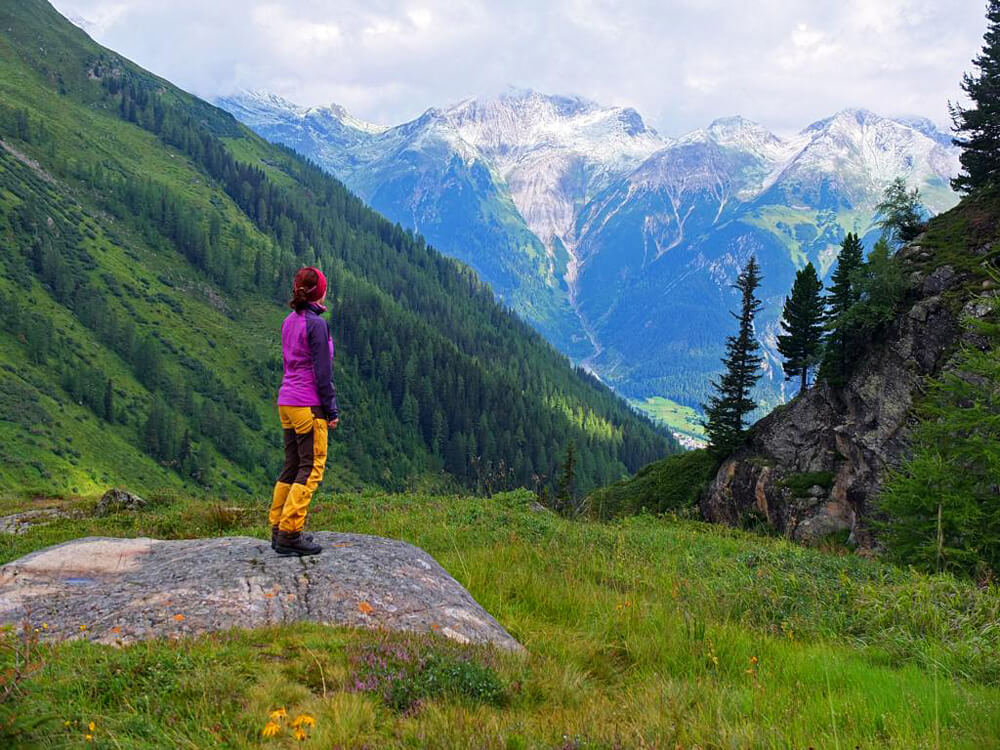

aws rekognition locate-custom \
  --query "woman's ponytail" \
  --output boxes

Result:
[289,267,327,310]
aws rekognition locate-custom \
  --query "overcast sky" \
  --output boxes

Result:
[52,0,987,137]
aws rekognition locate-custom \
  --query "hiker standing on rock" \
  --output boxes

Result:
[268,267,339,556]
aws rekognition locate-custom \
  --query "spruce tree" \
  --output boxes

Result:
[950,0,1000,192]
[820,233,865,384]
[777,262,825,391]
[703,256,764,454]
[878,342,1000,578]
[555,440,577,516]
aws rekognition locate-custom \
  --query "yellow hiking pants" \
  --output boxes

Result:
[269,406,328,532]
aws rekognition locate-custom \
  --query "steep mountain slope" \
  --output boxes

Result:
[701,192,999,545]
[220,92,961,430]
[0,0,674,498]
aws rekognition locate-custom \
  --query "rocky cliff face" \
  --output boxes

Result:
[701,241,994,547]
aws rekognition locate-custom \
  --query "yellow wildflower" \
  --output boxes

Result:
[84,735,93,742]
[293,726,307,741]
[291,713,316,728]
[269,707,288,721]
[261,721,281,738]
[42,623,48,629]
[89,721,95,732]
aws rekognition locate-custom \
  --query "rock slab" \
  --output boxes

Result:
[0,533,522,651]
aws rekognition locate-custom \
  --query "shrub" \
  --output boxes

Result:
[588,449,719,519]
[346,634,507,712]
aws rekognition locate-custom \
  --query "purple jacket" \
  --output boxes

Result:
[277,303,339,421]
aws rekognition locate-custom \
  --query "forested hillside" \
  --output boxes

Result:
[0,0,674,498]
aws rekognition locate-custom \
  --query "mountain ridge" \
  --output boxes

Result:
[218,88,961,432]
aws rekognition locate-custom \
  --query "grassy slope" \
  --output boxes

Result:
[0,0,674,497]
[0,18,356,495]
[632,396,706,440]
[1,491,998,748]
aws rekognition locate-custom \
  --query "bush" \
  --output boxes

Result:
[588,449,719,519]
[346,634,507,712]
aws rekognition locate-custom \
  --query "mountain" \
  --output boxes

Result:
[219,91,961,434]
[0,0,675,498]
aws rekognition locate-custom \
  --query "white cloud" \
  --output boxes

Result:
[52,0,986,135]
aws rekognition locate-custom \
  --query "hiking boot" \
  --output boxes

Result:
[271,525,313,549]
[274,529,322,556]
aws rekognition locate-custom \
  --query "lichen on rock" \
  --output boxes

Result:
[0,533,523,652]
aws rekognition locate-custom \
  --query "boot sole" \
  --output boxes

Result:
[274,545,322,556]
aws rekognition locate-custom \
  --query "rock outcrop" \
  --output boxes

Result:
[95,488,148,516]
[0,533,522,651]
[701,243,992,547]
[0,508,74,535]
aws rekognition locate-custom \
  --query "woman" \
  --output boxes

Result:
[268,266,339,556]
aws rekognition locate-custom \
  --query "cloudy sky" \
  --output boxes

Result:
[52,0,986,136]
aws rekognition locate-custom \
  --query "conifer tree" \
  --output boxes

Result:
[703,256,764,454]
[555,440,577,516]
[820,233,865,384]
[874,177,925,246]
[879,340,1000,578]
[950,0,1000,192]
[777,262,824,391]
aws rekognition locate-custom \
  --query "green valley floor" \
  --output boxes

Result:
[1,490,998,748]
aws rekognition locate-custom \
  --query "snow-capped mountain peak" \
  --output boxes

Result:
[307,102,389,135]
[216,89,307,126]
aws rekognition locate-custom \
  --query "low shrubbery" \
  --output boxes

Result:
[587,449,718,519]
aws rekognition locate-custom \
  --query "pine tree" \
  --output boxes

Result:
[820,233,865,384]
[950,0,1000,192]
[878,343,1000,578]
[555,441,577,516]
[843,238,906,334]
[777,262,824,391]
[703,256,764,454]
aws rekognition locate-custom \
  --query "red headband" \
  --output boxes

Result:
[295,267,327,301]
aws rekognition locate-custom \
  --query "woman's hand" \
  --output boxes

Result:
[329,418,340,430]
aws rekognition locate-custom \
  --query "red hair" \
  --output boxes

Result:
[289,267,327,310]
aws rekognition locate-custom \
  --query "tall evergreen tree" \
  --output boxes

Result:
[777,263,825,391]
[820,233,865,384]
[950,0,1000,192]
[555,440,577,516]
[703,257,764,454]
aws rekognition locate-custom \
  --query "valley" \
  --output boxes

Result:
[219,90,961,428]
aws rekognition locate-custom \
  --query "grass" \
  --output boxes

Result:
[587,449,719,519]
[1,489,999,748]
[911,186,1000,300]
[631,396,705,441]
[775,471,836,495]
